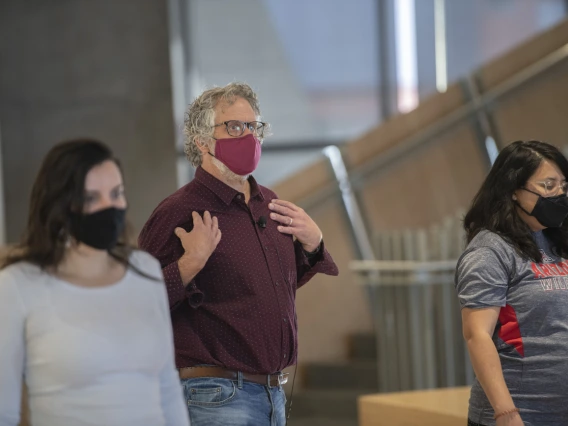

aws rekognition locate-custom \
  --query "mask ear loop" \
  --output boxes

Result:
[195,138,217,159]
[521,187,542,197]
[514,188,537,217]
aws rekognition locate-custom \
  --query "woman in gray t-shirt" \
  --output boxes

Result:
[456,140,568,426]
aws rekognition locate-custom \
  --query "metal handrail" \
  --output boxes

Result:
[350,260,458,287]
[350,259,457,273]
[324,146,377,261]
[300,42,568,211]
[350,257,464,390]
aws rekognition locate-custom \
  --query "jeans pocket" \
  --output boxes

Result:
[183,378,237,407]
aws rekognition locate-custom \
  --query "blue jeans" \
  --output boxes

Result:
[181,376,287,426]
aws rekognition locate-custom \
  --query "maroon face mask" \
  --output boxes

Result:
[209,133,262,176]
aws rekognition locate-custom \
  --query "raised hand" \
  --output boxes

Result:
[175,211,221,285]
[269,199,322,252]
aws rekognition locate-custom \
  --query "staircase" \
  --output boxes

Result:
[286,333,378,426]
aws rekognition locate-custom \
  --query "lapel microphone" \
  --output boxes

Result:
[257,216,267,228]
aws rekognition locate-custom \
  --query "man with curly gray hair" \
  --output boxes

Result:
[139,82,339,426]
[183,82,263,171]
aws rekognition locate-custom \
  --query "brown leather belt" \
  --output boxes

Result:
[178,366,289,387]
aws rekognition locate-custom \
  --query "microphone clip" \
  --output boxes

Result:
[257,216,267,229]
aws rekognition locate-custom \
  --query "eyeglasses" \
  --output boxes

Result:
[528,179,568,196]
[213,120,268,139]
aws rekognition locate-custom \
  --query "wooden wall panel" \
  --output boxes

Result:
[491,63,568,149]
[360,125,487,231]
[479,20,568,90]
[346,84,465,169]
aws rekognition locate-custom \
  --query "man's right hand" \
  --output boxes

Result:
[175,211,221,286]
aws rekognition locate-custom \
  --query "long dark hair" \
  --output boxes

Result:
[3,139,140,272]
[464,140,568,262]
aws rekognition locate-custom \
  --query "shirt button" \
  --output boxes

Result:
[283,318,287,322]
[283,353,286,359]
[275,281,279,286]
[236,194,242,200]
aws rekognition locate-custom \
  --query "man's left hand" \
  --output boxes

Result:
[269,199,322,252]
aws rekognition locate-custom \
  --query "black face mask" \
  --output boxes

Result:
[70,207,126,250]
[521,188,568,228]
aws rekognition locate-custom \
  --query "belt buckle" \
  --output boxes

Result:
[278,372,289,386]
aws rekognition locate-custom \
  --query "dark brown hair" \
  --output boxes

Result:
[3,139,137,270]
[464,140,568,262]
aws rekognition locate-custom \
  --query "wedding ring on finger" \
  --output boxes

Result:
[288,218,293,226]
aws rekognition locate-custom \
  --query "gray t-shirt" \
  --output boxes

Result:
[455,229,568,426]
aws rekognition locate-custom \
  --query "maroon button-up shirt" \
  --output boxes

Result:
[138,167,339,374]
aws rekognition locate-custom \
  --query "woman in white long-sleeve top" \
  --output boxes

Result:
[0,139,189,426]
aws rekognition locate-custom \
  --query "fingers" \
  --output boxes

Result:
[192,211,204,227]
[269,212,296,226]
[174,227,187,239]
[269,202,296,217]
[192,211,218,231]
[203,210,212,227]
[271,199,300,212]
[187,211,220,241]
[212,216,221,246]
[277,225,295,235]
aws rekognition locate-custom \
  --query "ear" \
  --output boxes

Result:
[194,138,210,155]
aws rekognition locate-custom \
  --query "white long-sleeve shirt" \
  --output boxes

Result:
[0,250,189,426]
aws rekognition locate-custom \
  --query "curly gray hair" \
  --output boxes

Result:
[183,82,263,167]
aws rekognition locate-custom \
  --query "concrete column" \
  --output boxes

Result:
[0,0,178,242]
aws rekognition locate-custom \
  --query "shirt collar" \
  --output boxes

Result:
[195,167,265,205]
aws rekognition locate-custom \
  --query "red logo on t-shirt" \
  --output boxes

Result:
[532,261,568,291]
[531,261,568,278]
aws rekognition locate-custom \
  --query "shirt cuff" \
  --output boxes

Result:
[162,261,204,309]
[303,243,323,266]
[303,240,322,260]
[295,239,337,272]
[186,282,204,309]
